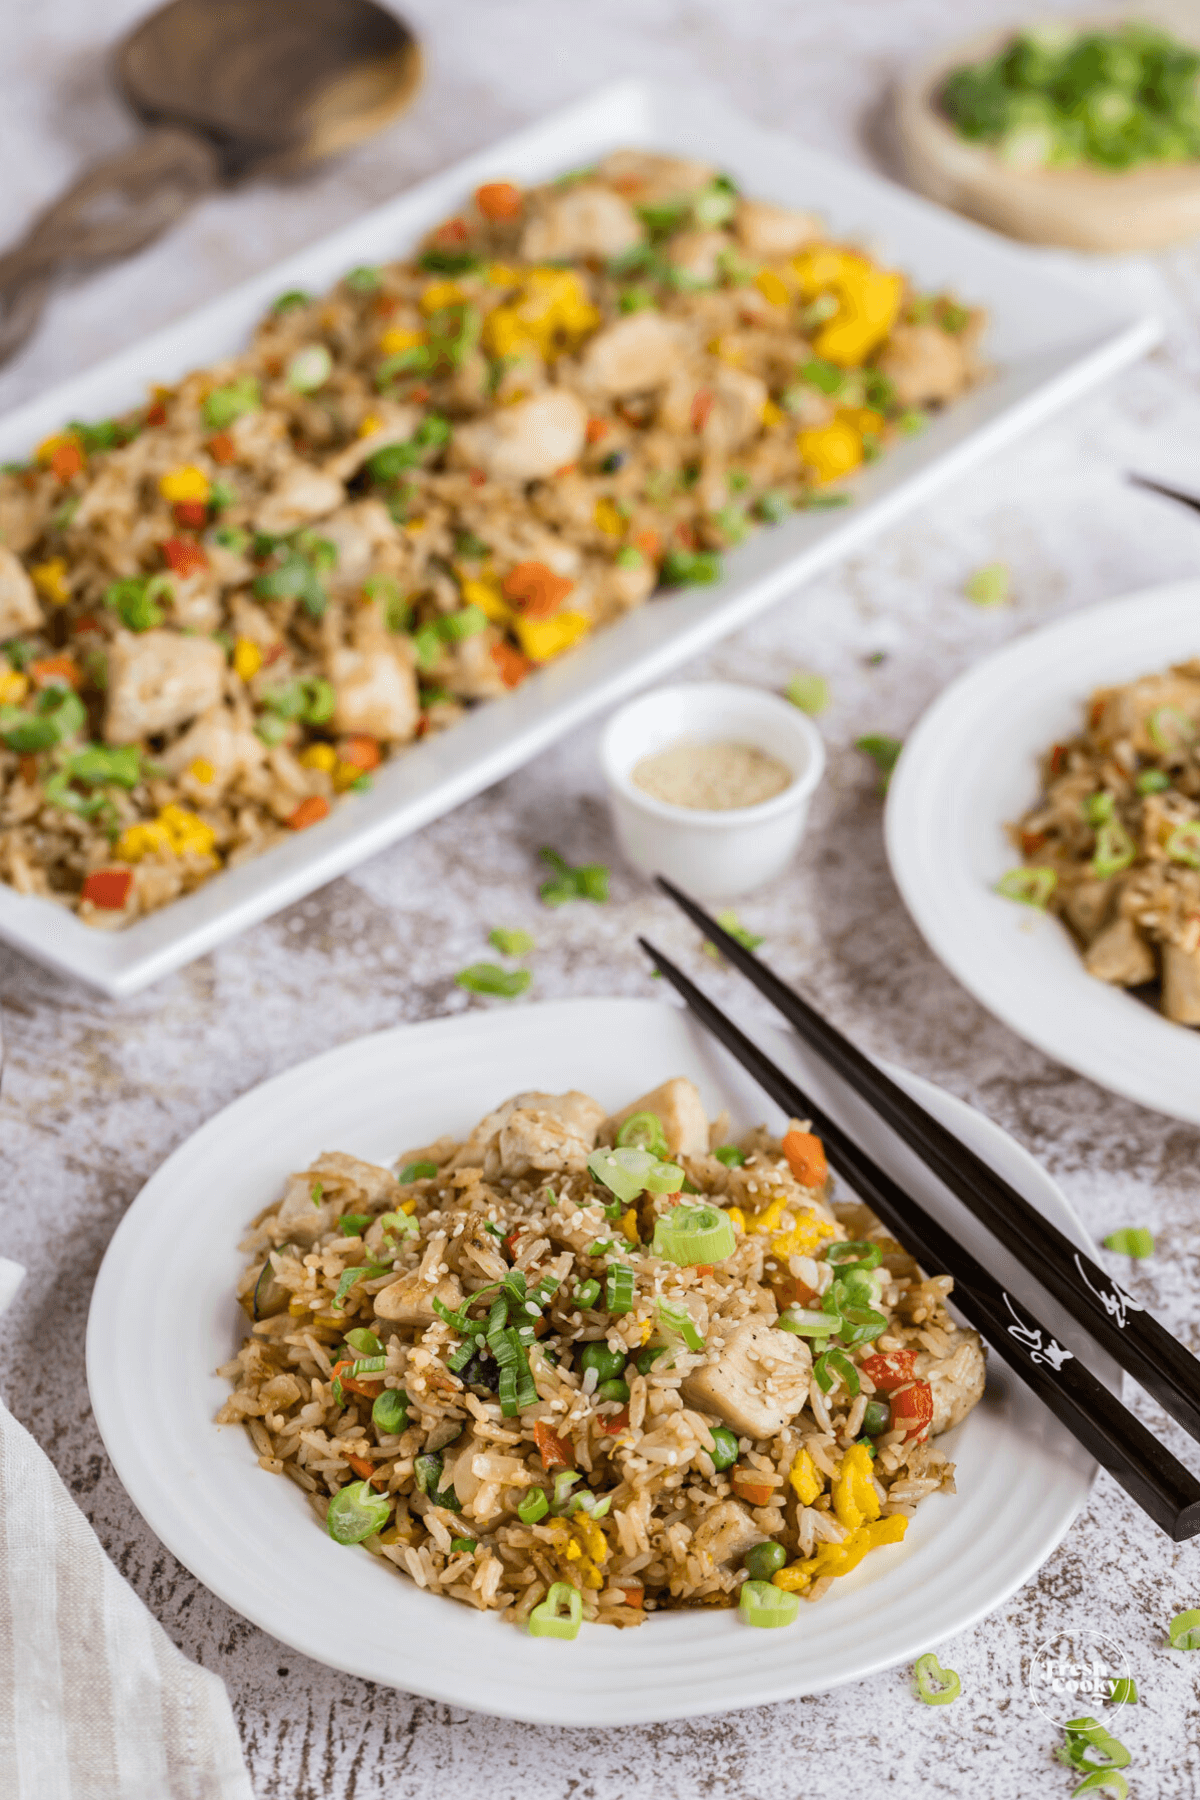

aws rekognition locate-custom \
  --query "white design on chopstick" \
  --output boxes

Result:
[1002,1293,1075,1370]
[1074,1253,1145,1331]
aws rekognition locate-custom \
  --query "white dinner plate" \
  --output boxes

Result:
[0,79,1158,997]
[886,579,1200,1125]
[86,997,1113,1724]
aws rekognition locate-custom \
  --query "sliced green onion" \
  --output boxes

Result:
[838,1305,889,1347]
[338,1213,372,1237]
[651,1203,736,1267]
[1167,822,1200,868]
[455,962,532,998]
[996,865,1057,908]
[703,909,764,957]
[1091,819,1136,878]
[813,1347,859,1396]
[1083,790,1115,825]
[378,1209,419,1243]
[785,671,829,716]
[1168,1607,1200,1649]
[1070,1775,1127,1799]
[655,1298,704,1352]
[344,1328,382,1355]
[527,1581,583,1640]
[826,1240,882,1269]
[913,1652,961,1704]
[1136,768,1171,794]
[487,926,534,956]
[551,1471,582,1512]
[287,344,333,391]
[713,1144,746,1167]
[777,1306,835,1337]
[332,1262,389,1309]
[1107,1677,1138,1705]
[587,1145,684,1203]
[616,1111,669,1157]
[517,1486,549,1524]
[856,734,903,780]
[1147,705,1195,752]
[326,1479,390,1544]
[605,1266,635,1313]
[398,1161,438,1184]
[371,1388,409,1435]
[738,1579,799,1629]
[575,1278,601,1309]
[660,548,723,586]
[1103,1227,1154,1257]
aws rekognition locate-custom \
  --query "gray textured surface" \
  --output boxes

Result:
[3,1,1200,1794]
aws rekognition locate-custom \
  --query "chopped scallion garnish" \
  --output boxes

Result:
[1103,1227,1154,1257]
[650,1203,736,1267]
[913,1652,961,1704]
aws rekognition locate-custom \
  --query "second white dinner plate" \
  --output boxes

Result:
[887,580,1200,1124]
[87,997,1112,1724]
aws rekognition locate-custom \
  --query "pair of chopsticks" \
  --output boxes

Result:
[642,878,1200,1541]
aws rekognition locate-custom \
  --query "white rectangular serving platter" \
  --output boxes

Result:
[0,79,1159,995]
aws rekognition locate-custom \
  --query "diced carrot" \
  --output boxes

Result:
[344,1451,388,1487]
[163,537,209,577]
[433,216,470,247]
[1049,744,1068,776]
[287,796,330,831]
[601,1407,630,1435]
[692,1265,714,1278]
[532,1316,550,1338]
[585,417,609,443]
[71,614,103,637]
[503,1229,522,1259]
[374,294,399,318]
[173,500,208,530]
[490,641,532,689]
[81,868,133,910]
[410,385,431,405]
[781,1129,828,1189]
[337,735,381,772]
[475,181,523,221]
[731,1468,775,1507]
[29,655,82,690]
[17,754,38,785]
[620,1586,645,1608]
[674,521,697,549]
[50,441,84,482]
[262,642,285,667]
[207,431,237,465]
[691,388,714,431]
[145,401,168,427]
[1019,829,1047,858]
[502,560,574,619]
[534,1420,575,1471]
[331,1360,385,1402]
[633,529,661,561]
[1089,698,1105,730]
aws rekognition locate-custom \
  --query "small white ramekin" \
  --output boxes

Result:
[600,681,826,900]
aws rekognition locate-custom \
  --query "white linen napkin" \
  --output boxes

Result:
[0,1258,253,1800]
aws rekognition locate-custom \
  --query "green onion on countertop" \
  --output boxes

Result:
[1103,1228,1154,1258]
[912,1652,961,1705]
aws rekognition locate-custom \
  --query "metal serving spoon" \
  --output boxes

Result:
[0,0,421,366]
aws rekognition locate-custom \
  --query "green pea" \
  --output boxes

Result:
[372,1388,409,1435]
[579,1341,626,1382]
[743,1541,787,1580]
[450,1536,477,1555]
[636,1346,669,1375]
[861,1398,891,1436]
[597,1378,630,1404]
[709,1425,739,1471]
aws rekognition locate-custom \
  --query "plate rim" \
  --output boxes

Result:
[0,78,1160,996]
[885,577,1200,1124]
[85,995,1102,1723]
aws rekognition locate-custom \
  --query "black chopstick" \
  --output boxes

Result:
[639,937,1200,1540]
[657,876,1200,1450]
[1128,473,1200,515]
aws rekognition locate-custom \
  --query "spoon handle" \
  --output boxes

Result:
[0,126,220,366]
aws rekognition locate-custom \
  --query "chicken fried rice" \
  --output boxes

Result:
[0,150,984,928]
[218,1076,986,1634]
[1002,659,1200,1024]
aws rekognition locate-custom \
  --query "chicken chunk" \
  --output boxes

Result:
[1062,877,1114,944]
[276,1149,399,1244]
[917,1334,986,1437]
[1084,917,1156,988]
[450,1089,606,1175]
[576,312,684,397]
[603,1077,710,1157]
[1162,942,1200,1023]
[520,183,643,262]
[0,543,43,637]
[598,150,716,205]
[667,230,730,285]
[275,1172,339,1244]
[702,366,769,455]
[314,500,401,589]
[682,1319,812,1439]
[875,324,973,408]
[454,389,587,483]
[105,629,225,744]
[373,1269,464,1326]
[734,198,820,258]
[253,463,345,535]
[690,1499,764,1570]
[160,702,266,799]
[328,643,419,742]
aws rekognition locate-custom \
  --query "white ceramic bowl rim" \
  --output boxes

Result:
[601,681,827,829]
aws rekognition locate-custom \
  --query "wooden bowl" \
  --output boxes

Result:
[894,10,1200,251]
